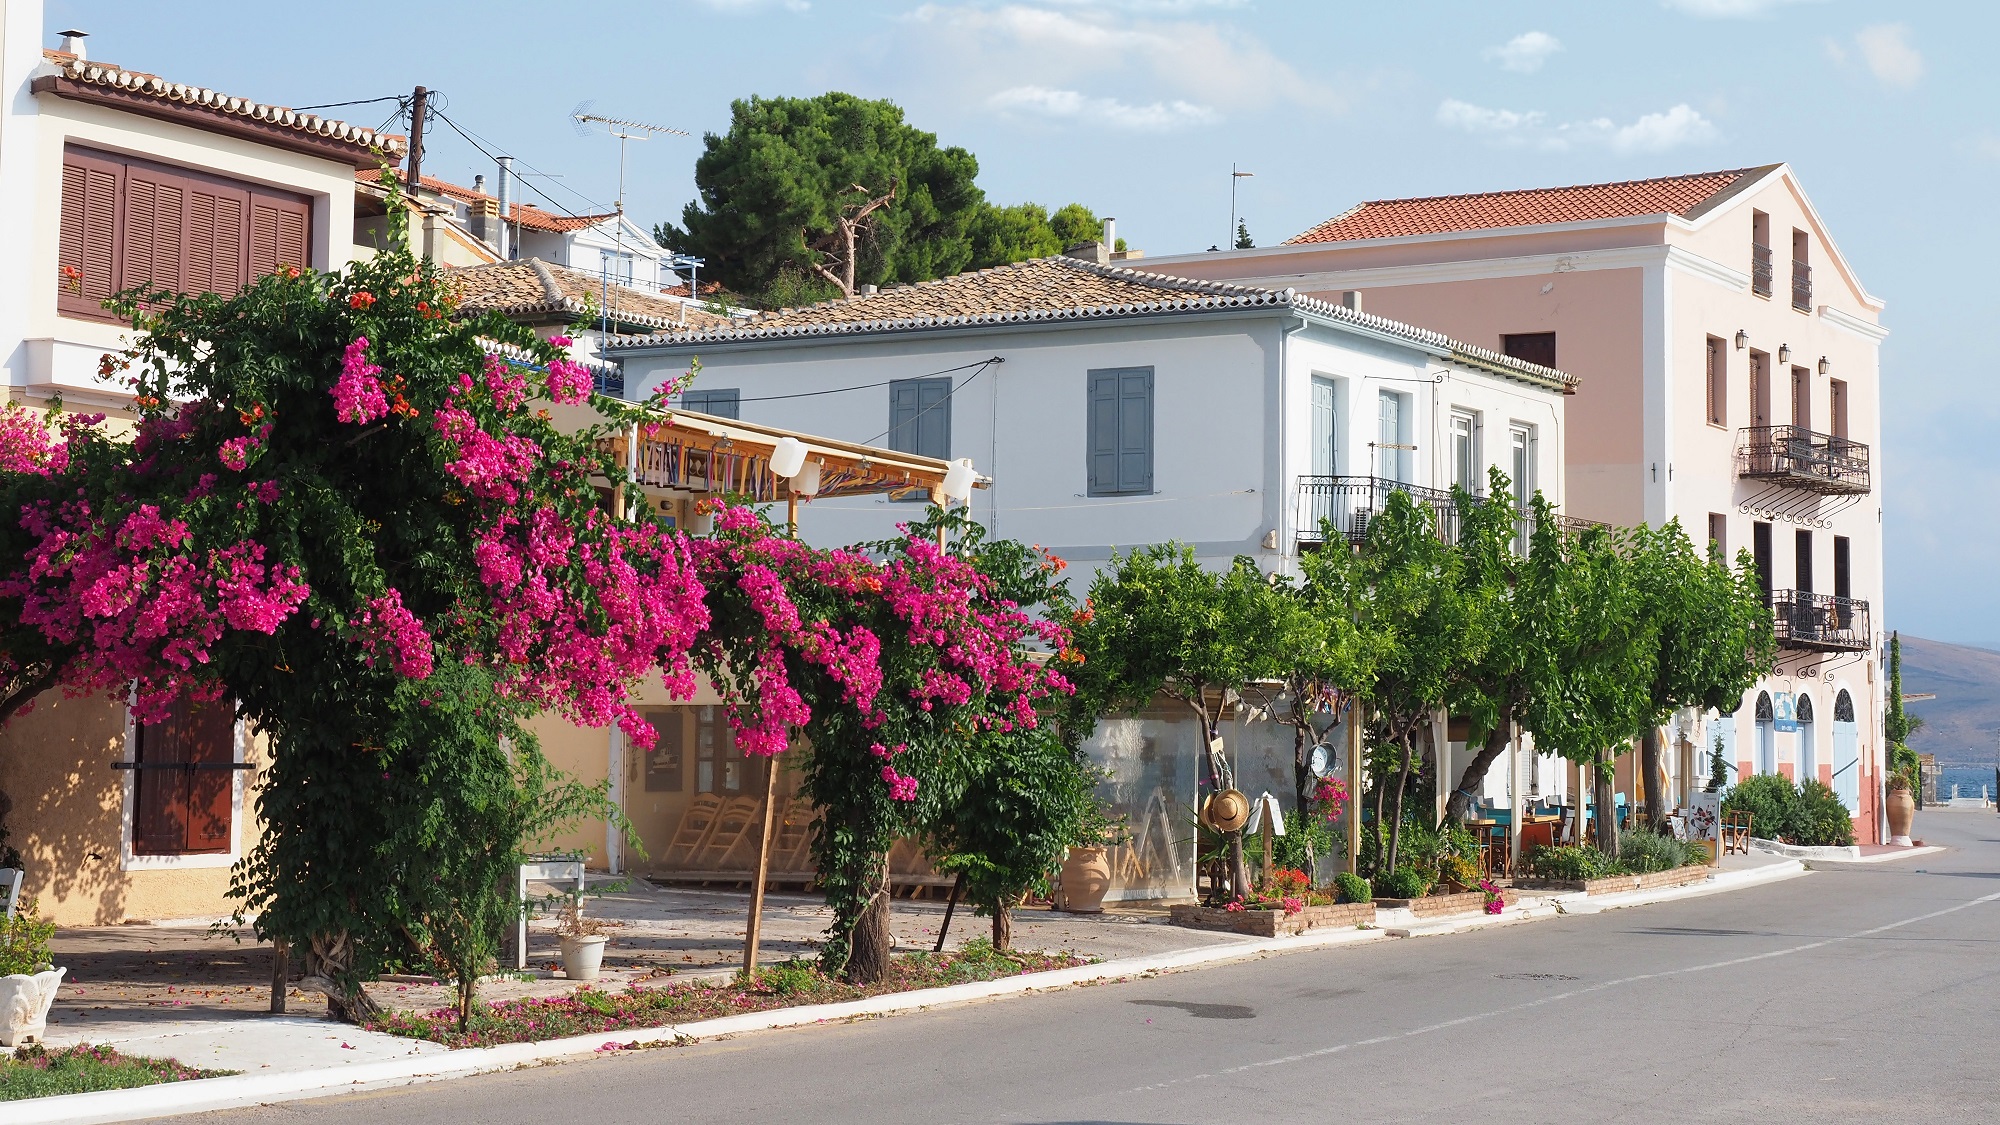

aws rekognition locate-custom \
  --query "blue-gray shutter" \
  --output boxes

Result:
[680,388,739,419]
[1088,367,1152,496]
[888,378,951,459]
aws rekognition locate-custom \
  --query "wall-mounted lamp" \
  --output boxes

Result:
[1817,356,1830,375]
[1734,329,1748,350]
[1778,344,1791,365]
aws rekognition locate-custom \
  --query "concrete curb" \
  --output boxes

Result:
[11,860,1804,1124]
[1774,843,1946,865]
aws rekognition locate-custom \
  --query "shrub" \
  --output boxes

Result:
[0,896,55,976]
[1438,854,1481,889]
[758,958,822,997]
[1619,830,1690,874]
[1525,845,1627,882]
[1332,872,1371,904]
[1721,774,1798,841]
[1791,781,1857,847]
[1376,866,1430,900]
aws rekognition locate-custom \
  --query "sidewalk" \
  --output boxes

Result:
[23,856,1806,1124]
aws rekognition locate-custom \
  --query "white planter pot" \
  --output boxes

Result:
[0,966,66,1047]
[559,935,609,982]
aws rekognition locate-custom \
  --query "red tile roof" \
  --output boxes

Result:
[1287,166,1779,244]
[355,169,620,234]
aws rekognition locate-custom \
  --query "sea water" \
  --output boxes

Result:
[1937,767,1999,802]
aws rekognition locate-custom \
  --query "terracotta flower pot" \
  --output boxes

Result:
[560,935,609,982]
[1886,788,1916,846]
[1058,846,1111,913]
[0,966,66,1047]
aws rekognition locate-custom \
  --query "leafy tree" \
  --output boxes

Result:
[1234,221,1255,250]
[1885,632,1922,793]
[1440,471,1533,822]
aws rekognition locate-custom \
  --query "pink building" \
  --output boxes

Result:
[1148,165,1888,843]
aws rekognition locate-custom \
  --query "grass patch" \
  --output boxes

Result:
[368,940,1094,1049]
[1,1043,236,1102]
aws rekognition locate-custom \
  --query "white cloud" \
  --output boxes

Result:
[987,85,1220,130]
[1662,0,1823,17]
[1854,23,1923,88]
[1821,37,1847,64]
[1485,31,1562,74]
[1436,98,1717,153]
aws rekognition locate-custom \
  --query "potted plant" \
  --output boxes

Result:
[552,893,610,982]
[1056,801,1127,914]
[0,895,63,1047]
[1886,771,1917,846]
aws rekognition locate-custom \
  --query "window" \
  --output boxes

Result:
[131,695,238,856]
[1830,379,1849,439]
[680,388,740,419]
[1795,529,1814,593]
[599,250,635,285]
[1309,376,1339,477]
[1375,390,1410,483]
[1451,410,1481,494]
[1754,690,1776,775]
[58,146,311,324]
[1752,521,1773,602]
[1708,513,1727,558]
[1086,367,1153,497]
[1705,336,1727,426]
[1791,228,1812,311]
[1750,210,1773,298]
[1510,424,1535,553]
[1500,332,1556,369]
[1791,366,1811,430]
[1834,536,1851,600]
[889,377,953,460]
[693,705,736,793]
[1748,350,1771,428]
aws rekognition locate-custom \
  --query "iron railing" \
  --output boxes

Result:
[1771,589,1870,653]
[1736,425,1871,494]
[1791,260,1812,311]
[1751,242,1773,297]
[1295,476,1608,548]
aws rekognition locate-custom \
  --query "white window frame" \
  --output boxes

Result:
[117,695,251,872]
[1450,408,1481,495]
[1376,390,1411,484]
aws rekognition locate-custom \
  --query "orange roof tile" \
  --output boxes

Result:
[354,169,619,234]
[1287,166,1779,244]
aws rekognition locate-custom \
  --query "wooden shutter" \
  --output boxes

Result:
[1829,380,1848,439]
[123,166,187,299]
[1791,366,1810,430]
[58,152,123,319]
[132,696,237,855]
[1310,377,1336,476]
[249,193,310,279]
[1087,367,1153,496]
[887,378,951,459]
[683,388,740,419]
[186,180,249,297]
[1705,337,1725,426]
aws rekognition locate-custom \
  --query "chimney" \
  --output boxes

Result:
[858,284,878,296]
[58,29,87,60]
[1102,216,1116,249]
[1341,290,1363,312]
[495,156,514,259]
[1063,241,1111,266]
[473,174,486,195]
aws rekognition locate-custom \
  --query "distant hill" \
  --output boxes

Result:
[1899,635,2000,766]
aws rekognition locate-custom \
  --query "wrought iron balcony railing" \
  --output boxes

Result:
[1791,260,1812,311]
[1295,476,1608,549]
[1751,243,1774,297]
[1736,425,1871,494]
[1771,590,1870,653]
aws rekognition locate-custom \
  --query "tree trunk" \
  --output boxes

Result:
[1386,733,1414,874]
[1292,712,1313,836]
[298,931,383,1023]
[1226,831,1251,900]
[1446,724,1511,822]
[1593,747,1620,857]
[1641,725,1667,830]
[991,899,1013,952]
[844,854,894,984]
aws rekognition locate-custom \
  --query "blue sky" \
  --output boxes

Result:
[47,0,1997,644]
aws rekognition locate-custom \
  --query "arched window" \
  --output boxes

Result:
[1796,694,1814,724]
[1755,691,1774,722]
[1834,690,1855,722]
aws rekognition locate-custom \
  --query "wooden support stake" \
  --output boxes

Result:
[934,872,965,953]
[270,939,288,1014]
[1346,703,1362,876]
[742,761,780,980]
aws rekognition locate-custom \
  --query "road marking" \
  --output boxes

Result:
[1117,887,2000,1095]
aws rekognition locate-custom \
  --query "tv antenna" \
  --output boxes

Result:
[571,101,688,215]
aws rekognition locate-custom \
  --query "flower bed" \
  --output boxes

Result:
[1515,865,1711,895]
[0,1044,235,1102]
[1168,901,1375,937]
[367,943,1092,1049]
[1372,889,1514,917]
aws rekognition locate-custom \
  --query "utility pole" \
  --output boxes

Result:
[1230,164,1254,250]
[407,86,429,187]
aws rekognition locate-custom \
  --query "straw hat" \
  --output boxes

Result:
[1203,788,1250,833]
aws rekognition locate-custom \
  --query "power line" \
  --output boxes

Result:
[858,359,1001,447]
[290,94,406,112]
[429,108,615,217]
[428,109,594,221]
[726,358,1002,404]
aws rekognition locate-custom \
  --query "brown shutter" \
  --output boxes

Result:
[131,696,236,856]
[183,700,237,853]
[185,184,247,297]
[57,152,123,320]
[249,193,310,278]
[123,166,187,299]
[132,704,190,856]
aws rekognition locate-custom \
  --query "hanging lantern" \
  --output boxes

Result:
[769,436,807,478]
[941,457,976,502]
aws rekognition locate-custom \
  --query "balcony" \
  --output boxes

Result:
[1736,425,1871,495]
[1751,243,1773,297]
[1296,475,1459,546]
[1791,260,1812,311]
[1772,589,1871,653]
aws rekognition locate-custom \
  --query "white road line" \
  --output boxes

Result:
[1116,887,2000,1095]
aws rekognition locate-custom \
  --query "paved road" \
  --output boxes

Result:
[189,813,2000,1124]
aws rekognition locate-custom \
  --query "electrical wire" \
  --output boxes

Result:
[289,95,406,112]
[430,109,616,218]
[856,359,1000,448]
[727,358,1002,404]
[428,109,596,220]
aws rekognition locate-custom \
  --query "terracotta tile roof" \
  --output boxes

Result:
[354,169,620,234]
[609,255,1577,393]
[445,258,732,333]
[40,51,405,160]
[1287,166,1780,244]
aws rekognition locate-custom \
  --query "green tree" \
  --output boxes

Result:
[1234,221,1255,250]
[967,202,1119,270]
[657,93,984,301]
[1440,471,1533,823]
[1885,632,1922,790]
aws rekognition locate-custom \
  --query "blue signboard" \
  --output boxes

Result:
[1772,691,1798,733]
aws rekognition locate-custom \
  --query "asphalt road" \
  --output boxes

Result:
[188,813,2000,1124]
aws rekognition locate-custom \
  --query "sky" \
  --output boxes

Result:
[43,0,1999,644]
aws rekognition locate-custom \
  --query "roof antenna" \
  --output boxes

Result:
[571,103,690,369]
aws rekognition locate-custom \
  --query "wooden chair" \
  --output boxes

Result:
[698,795,764,869]
[0,868,21,920]
[772,798,818,873]
[662,793,725,868]
[1721,810,1754,856]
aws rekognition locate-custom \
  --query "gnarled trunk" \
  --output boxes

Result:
[1385,733,1415,874]
[1446,725,1511,823]
[1227,831,1250,901]
[991,898,1013,952]
[1641,725,1667,830]
[297,931,383,1023]
[844,854,894,984]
